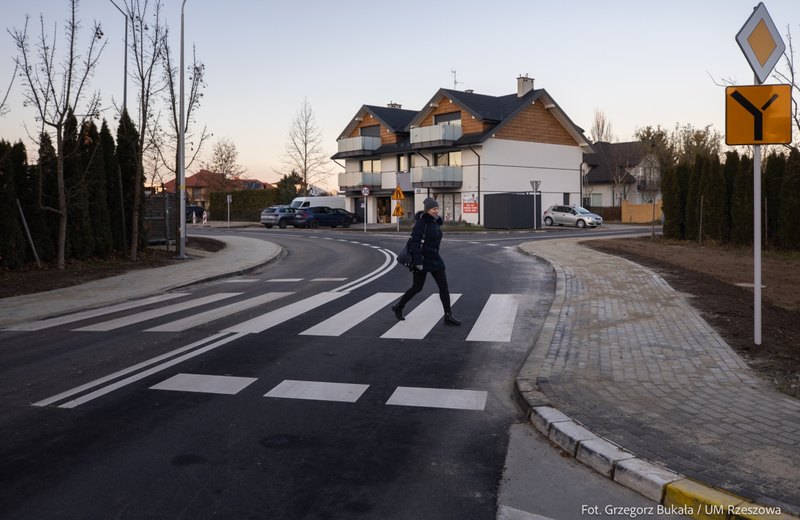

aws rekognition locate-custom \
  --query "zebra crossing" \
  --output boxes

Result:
[5,287,526,341]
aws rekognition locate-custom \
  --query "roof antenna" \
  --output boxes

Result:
[451,69,464,90]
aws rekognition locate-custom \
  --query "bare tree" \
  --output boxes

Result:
[589,108,615,143]
[773,25,800,154]
[279,98,332,196]
[0,62,18,118]
[150,39,210,186]
[122,0,166,260]
[203,137,247,190]
[9,0,105,269]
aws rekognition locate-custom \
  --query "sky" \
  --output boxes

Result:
[0,0,797,191]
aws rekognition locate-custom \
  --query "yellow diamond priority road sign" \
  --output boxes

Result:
[726,84,791,145]
[736,2,785,84]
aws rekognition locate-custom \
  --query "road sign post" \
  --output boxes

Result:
[361,186,370,232]
[391,185,405,231]
[733,2,786,346]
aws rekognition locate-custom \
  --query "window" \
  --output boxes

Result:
[434,111,461,126]
[360,125,381,137]
[591,193,602,207]
[410,154,417,169]
[434,151,461,167]
[361,159,380,173]
[563,193,570,205]
[397,154,406,172]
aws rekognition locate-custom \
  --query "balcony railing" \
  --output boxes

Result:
[411,166,462,187]
[337,136,382,155]
[338,171,382,190]
[410,124,463,146]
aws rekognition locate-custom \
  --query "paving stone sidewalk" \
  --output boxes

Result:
[0,235,282,329]
[517,238,800,513]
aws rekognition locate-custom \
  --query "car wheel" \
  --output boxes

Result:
[264,224,273,228]
[544,217,553,226]
[577,219,586,229]
[309,219,320,229]
[342,218,351,228]
[278,219,288,229]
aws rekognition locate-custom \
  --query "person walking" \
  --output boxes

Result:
[392,197,462,326]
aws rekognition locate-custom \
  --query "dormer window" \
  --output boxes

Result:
[434,112,461,126]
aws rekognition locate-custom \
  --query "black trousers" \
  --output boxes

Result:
[397,269,451,314]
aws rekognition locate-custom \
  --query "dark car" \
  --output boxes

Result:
[293,206,353,228]
[186,205,207,222]
[332,207,360,224]
[260,206,296,229]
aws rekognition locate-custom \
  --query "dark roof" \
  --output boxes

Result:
[407,88,541,129]
[364,105,417,133]
[584,141,646,184]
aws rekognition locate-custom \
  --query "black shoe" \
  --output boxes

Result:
[392,305,405,321]
[443,313,461,326]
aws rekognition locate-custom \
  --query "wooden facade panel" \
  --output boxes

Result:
[347,113,400,144]
[494,101,578,146]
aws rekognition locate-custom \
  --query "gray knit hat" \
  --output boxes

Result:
[423,197,439,211]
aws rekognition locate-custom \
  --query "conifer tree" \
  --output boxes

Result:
[100,120,124,253]
[763,151,786,248]
[721,151,740,243]
[117,109,148,252]
[63,113,95,260]
[35,134,60,261]
[0,140,27,268]
[700,155,728,242]
[731,154,754,246]
[660,165,682,239]
[684,155,705,242]
[778,149,800,250]
[80,120,112,258]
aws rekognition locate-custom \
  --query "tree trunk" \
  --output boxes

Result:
[129,161,143,261]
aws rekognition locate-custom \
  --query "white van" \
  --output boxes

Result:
[289,196,346,210]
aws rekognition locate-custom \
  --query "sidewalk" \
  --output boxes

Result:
[0,234,282,329]
[516,238,800,516]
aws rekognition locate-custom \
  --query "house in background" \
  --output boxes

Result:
[163,170,273,210]
[582,141,661,209]
[332,76,595,225]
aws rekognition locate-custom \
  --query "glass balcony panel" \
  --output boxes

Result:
[410,124,463,144]
[410,166,462,186]
[337,136,382,153]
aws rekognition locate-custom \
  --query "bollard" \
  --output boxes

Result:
[202,211,207,227]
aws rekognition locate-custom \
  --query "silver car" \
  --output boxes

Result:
[543,205,603,228]
[260,206,296,229]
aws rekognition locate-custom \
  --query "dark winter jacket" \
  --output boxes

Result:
[409,210,445,272]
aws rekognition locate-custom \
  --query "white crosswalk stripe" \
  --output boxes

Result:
[264,380,369,403]
[222,292,347,334]
[73,293,242,332]
[145,292,294,332]
[299,292,403,337]
[380,294,462,340]
[466,294,521,342]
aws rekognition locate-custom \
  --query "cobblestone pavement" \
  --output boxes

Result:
[517,238,800,513]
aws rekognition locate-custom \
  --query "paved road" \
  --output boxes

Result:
[2,226,614,519]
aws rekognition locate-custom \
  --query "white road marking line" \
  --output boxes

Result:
[4,293,191,331]
[267,278,304,282]
[151,373,257,395]
[222,292,347,334]
[310,278,348,282]
[380,294,462,340]
[299,292,403,337]
[57,332,248,408]
[31,332,231,407]
[331,249,395,293]
[265,380,369,403]
[468,241,481,244]
[386,387,487,410]
[73,293,242,332]
[145,293,294,332]
[219,279,259,283]
[466,294,521,342]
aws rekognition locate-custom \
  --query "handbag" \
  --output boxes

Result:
[396,222,427,269]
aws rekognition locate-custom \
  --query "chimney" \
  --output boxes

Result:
[465,89,474,94]
[517,74,535,97]
[387,102,402,109]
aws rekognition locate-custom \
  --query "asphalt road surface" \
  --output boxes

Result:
[0,226,651,519]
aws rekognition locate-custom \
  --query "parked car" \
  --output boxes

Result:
[332,207,360,224]
[293,206,353,228]
[186,205,207,222]
[543,205,603,228]
[260,206,296,229]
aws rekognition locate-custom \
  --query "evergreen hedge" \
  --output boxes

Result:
[209,189,282,222]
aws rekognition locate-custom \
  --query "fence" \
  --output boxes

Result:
[620,200,662,224]
[586,206,621,222]
[145,194,178,244]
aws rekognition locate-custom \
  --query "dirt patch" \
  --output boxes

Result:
[583,236,800,399]
[0,236,225,299]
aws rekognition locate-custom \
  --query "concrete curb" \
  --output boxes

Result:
[514,241,800,520]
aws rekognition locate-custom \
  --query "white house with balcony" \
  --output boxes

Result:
[332,77,594,226]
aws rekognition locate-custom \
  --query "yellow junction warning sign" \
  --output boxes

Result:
[725,85,791,145]
[392,204,405,217]
[392,185,405,200]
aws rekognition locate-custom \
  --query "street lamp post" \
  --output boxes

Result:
[109,0,129,257]
[176,0,189,258]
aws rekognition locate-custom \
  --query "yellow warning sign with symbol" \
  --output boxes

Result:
[726,85,791,145]
[392,204,405,217]
[392,185,405,200]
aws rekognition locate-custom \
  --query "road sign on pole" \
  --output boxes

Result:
[736,2,785,85]
[726,84,791,145]
[361,187,371,197]
[392,185,404,200]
